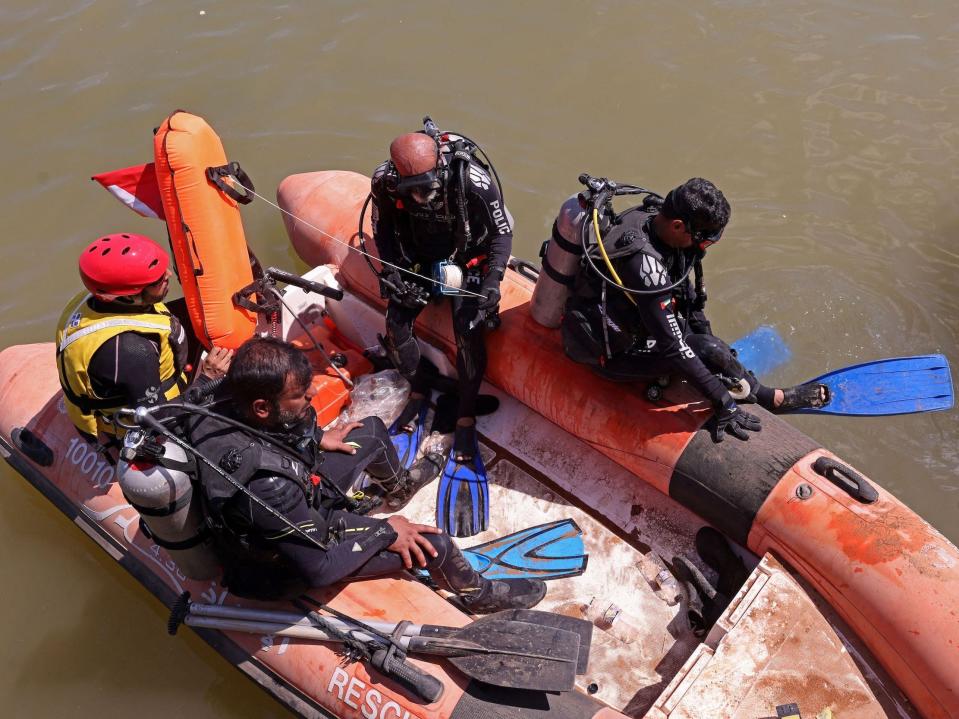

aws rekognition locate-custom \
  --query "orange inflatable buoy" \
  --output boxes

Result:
[154,111,257,350]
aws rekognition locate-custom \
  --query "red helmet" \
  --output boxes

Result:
[78,233,169,297]
[389,133,439,177]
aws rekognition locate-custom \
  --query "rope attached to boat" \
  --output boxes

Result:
[226,177,485,299]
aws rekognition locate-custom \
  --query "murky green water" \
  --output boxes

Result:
[1,1,957,715]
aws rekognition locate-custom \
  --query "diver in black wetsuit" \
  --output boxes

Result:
[188,337,545,609]
[564,178,827,442]
[371,128,512,463]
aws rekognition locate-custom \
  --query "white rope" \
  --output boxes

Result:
[230,178,484,299]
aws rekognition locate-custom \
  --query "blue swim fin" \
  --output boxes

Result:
[791,354,954,416]
[462,519,588,580]
[388,401,429,470]
[731,325,792,379]
[436,438,489,538]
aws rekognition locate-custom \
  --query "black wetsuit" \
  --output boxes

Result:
[371,157,513,418]
[567,210,760,408]
[190,411,484,600]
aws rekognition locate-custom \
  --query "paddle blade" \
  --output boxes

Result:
[447,618,580,692]
[798,354,954,416]
[494,609,593,675]
[731,325,791,379]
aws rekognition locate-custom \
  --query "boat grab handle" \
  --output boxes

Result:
[812,457,878,504]
[508,257,540,282]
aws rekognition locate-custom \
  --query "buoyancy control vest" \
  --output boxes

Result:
[55,292,187,438]
[564,207,700,364]
[371,144,498,266]
[565,209,656,360]
[188,412,317,524]
[187,411,323,598]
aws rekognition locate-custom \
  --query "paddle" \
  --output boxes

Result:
[171,595,584,694]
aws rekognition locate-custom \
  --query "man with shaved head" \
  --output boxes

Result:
[370,126,512,468]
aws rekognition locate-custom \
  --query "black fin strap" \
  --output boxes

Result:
[206,162,255,205]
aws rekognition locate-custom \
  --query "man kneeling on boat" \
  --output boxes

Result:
[56,233,232,447]
[561,178,828,442]
[186,337,547,610]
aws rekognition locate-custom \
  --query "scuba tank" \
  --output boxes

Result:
[118,429,221,580]
[533,175,690,328]
[530,194,587,328]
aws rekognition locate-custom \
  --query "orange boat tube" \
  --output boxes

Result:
[279,170,959,719]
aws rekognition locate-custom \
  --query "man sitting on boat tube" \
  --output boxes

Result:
[56,233,232,447]
[562,178,828,441]
[186,337,547,609]
[371,128,511,466]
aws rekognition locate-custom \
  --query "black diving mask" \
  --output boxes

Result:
[395,169,443,207]
[687,223,724,252]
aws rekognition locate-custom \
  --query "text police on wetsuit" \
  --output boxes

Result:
[371,130,512,463]
[564,178,826,442]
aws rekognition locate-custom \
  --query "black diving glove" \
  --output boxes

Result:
[712,399,762,443]
[477,270,502,310]
[379,268,428,309]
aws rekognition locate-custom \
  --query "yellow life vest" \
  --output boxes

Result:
[55,292,186,437]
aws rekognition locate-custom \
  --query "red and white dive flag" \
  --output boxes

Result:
[91,163,165,220]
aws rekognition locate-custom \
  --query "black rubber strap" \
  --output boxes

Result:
[812,457,878,504]
[206,162,255,205]
[123,486,193,517]
[147,524,211,551]
[551,222,583,256]
[541,254,578,287]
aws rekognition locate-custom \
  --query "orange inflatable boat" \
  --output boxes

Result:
[0,113,942,719]
[278,170,959,719]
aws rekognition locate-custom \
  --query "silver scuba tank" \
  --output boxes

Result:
[530,195,587,328]
[118,430,221,580]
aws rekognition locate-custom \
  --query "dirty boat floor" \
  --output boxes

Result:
[346,388,695,713]
[308,273,919,719]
